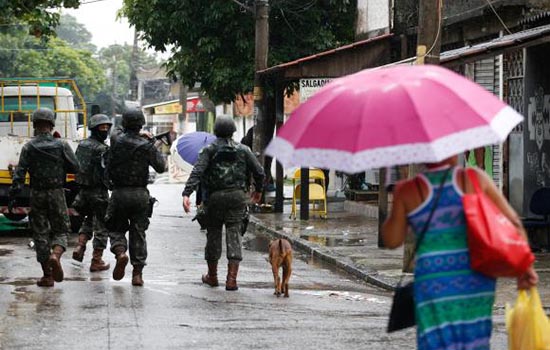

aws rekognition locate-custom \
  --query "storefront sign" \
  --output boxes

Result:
[155,103,181,114]
[153,97,206,115]
[299,78,332,103]
[186,98,205,113]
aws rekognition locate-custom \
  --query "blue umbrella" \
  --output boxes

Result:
[174,131,216,166]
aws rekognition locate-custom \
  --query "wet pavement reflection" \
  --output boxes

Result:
[0,184,529,349]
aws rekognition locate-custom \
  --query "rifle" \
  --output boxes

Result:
[151,131,174,146]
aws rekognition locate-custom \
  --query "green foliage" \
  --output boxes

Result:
[0,28,105,99]
[94,43,161,114]
[56,14,96,52]
[122,0,357,103]
[0,0,82,37]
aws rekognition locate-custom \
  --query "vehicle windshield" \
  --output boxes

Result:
[0,96,56,122]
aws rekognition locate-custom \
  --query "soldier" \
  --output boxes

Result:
[71,114,113,272]
[104,108,166,286]
[182,115,265,291]
[9,108,79,287]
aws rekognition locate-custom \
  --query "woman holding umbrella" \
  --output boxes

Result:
[382,157,538,349]
[265,64,540,350]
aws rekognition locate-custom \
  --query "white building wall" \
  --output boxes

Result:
[356,0,390,37]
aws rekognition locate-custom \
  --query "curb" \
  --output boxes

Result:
[248,216,396,291]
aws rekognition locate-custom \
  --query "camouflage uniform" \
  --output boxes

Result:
[182,134,265,290]
[75,135,110,250]
[12,133,79,262]
[105,126,166,281]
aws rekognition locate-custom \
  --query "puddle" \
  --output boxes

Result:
[63,277,87,282]
[243,235,271,253]
[300,235,367,247]
[298,290,387,303]
[1,279,35,287]
[157,214,185,219]
[0,248,14,256]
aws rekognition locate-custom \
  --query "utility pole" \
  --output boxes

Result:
[416,0,442,65]
[129,30,139,101]
[178,81,188,135]
[111,55,117,118]
[401,0,443,272]
[252,0,269,156]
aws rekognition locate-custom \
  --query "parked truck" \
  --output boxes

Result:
[0,78,88,231]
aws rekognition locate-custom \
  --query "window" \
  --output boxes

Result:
[0,96,56,122]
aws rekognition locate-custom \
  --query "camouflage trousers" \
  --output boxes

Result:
[204,189,247,262]
[76,187,109,250]
[105,187,150,266]
[29,188,70,263]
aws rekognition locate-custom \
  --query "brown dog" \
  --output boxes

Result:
[268,238,293,297]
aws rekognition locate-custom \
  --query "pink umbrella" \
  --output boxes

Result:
[265,64,523,172]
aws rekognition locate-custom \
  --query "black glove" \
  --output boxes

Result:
[7,186,20,213]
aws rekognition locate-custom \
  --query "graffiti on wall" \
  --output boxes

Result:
[527,86,550,186]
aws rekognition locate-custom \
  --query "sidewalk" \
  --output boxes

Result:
[249,199,550,307]
[249,201,403,291]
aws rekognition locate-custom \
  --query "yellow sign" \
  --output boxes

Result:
[154,102,182,115]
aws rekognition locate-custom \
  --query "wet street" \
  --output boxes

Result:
[0,184,508,349]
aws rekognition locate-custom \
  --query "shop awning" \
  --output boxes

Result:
[440,23,550,67]
[258,24,550,79]
[258,33,393,79]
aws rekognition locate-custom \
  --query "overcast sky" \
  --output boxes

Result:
[64,0,134,49]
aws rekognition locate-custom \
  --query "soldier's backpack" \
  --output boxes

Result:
[76,140,107,187]
[205,142,247,192]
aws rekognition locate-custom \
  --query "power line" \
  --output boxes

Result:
[485,0,513,35]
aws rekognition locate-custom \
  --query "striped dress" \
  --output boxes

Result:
[407,167,496,350]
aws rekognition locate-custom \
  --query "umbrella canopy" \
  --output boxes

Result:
[265,64,523,172]
[170,131,216,170]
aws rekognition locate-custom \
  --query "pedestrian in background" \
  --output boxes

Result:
[104,108,166,286]
[72,114,113,272]
[9,108,80,287]
[382,156,538,350]
[241,125,275,192]
[183,115,265,290]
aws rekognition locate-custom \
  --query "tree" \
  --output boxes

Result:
[56,14,96,52]
[0,0,82,37]
[93,43,161,114]
[122,0,356,103]
[0,27,105,99]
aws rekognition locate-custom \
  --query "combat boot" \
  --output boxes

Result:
[90,249,110,272]
[37,262,54,287]
[48,245,64,282]
[132,265,144,286]
[202,261,219,287]
[225,260,239,291]
[112,246,129,281]
[72,234,88,262]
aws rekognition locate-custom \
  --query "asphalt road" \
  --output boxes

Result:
[0,184,508,349]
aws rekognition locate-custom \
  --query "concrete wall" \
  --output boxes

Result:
[356,0,390,38]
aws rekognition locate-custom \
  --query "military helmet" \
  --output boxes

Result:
[32,108,55,126]
[121,108,145,128]
[213,115,236,138]
[88,113,113,130]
